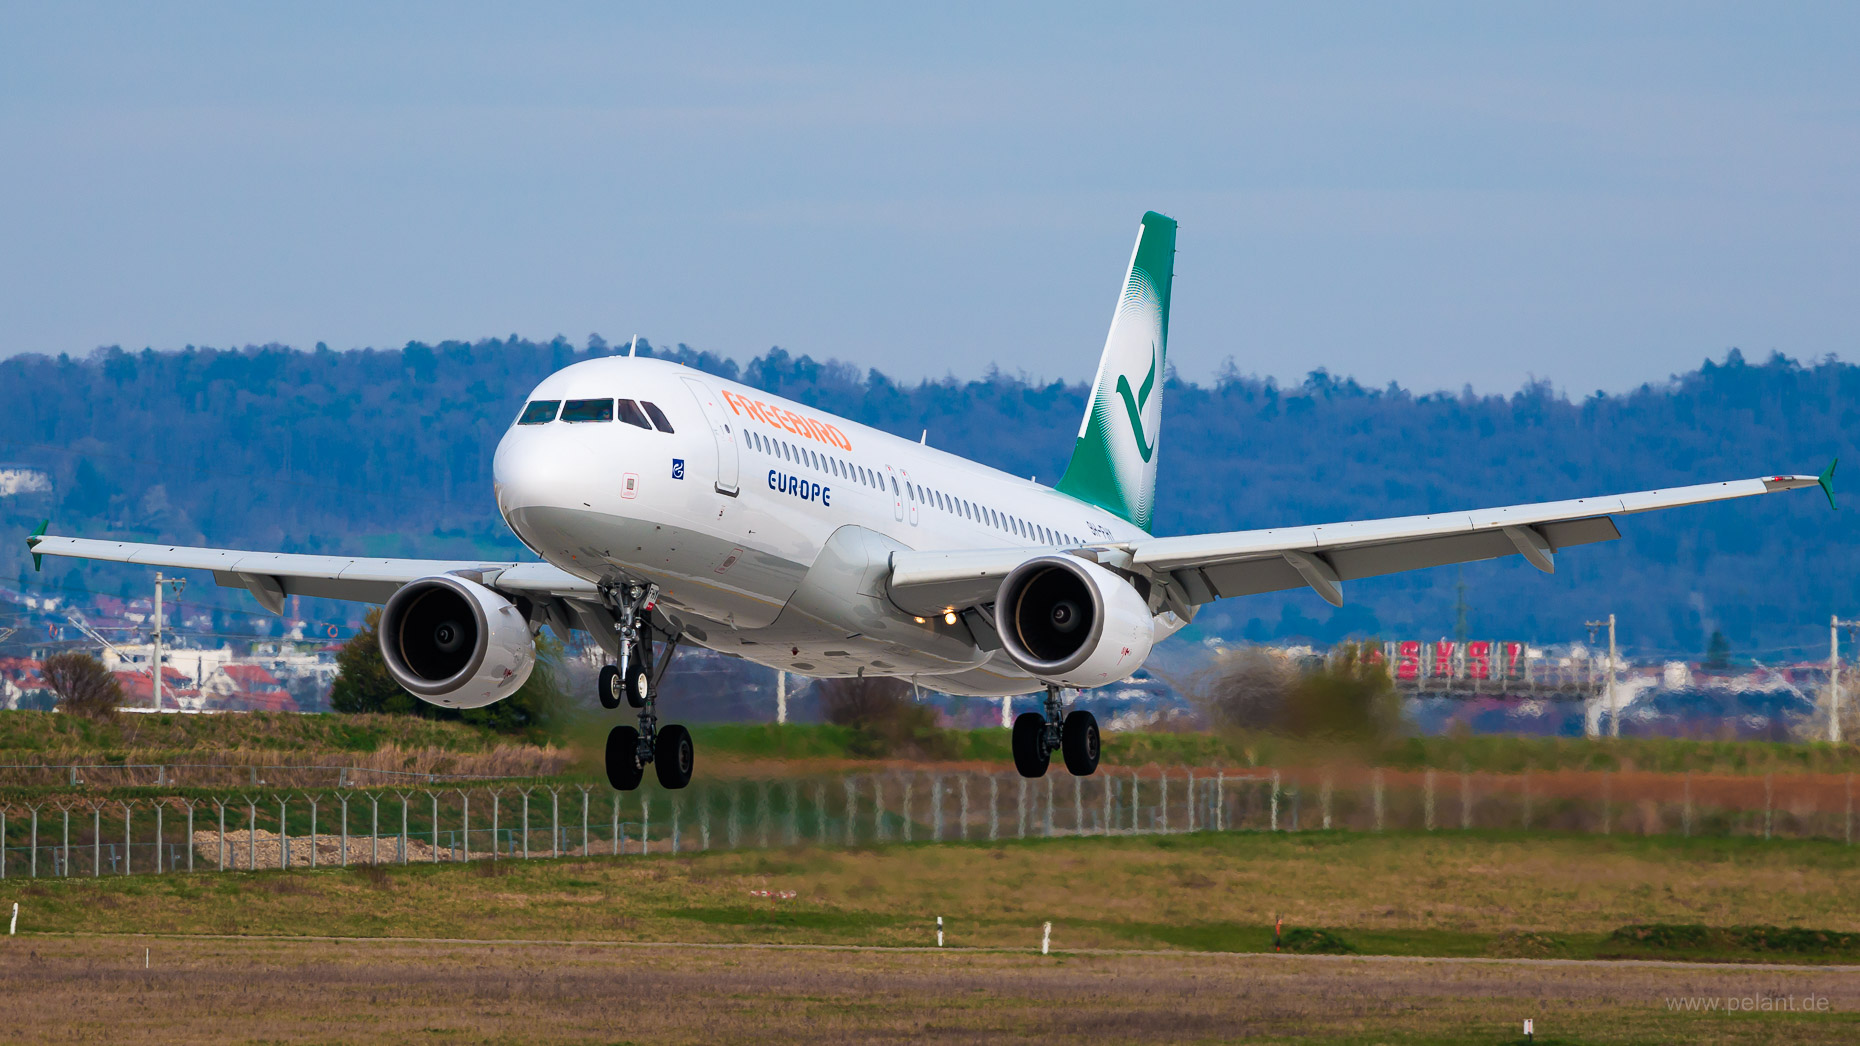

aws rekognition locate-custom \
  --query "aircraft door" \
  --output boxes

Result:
[887,468,904,521]
[901,469,919,526]
[680,377,740,496]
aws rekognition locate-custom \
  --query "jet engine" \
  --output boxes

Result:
[995,555,1155,688]
[378,574,536,708]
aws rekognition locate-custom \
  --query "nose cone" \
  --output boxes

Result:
[493,428,594,542]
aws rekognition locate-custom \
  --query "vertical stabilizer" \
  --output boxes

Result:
[1055,211,1176,532]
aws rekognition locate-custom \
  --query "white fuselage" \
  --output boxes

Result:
[491,356,1154,696]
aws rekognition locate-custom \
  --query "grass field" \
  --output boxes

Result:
[7,830,1859,962]
[5,936,1857,1045]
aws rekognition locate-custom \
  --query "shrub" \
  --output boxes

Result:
[329,607,567,736]
[41,651,122,720]
[817,676,953,759]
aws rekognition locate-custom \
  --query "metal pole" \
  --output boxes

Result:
[776,669,787,724]
[958,776,969,841]
[1608,614,1618,737]
[460,790,471,863]
[278,797,288,870]
[429,792,438,863]
[249,798,258,871]
[339,795,348,867]
[1834,616,1843,745]
[216,802,226,871]
[1424,770,1436,831]
[988,774,998,842]
[492,791,500,859]
[94,805,102,876]
[153,572,163,709]
[185,802,194,872]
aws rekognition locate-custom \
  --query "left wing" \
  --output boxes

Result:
[887,469,1834,617]
[25,534,597,613]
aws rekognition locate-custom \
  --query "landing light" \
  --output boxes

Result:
[944,612,958,625]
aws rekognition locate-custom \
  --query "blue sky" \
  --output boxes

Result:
[1,3,1855,393]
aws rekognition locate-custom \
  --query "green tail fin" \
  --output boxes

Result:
[1055,211,1176,532]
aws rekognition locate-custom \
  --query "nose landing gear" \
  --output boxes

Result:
[598,581,692,790]
[1012,685,1099,779]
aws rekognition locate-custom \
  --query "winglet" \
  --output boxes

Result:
[26,519,48,571]
[1820,458,1838,511]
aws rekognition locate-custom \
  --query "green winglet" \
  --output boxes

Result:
[1819,458,1838,511]
[26,519,47,571]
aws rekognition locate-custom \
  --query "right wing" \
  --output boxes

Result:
[25,534,597,613]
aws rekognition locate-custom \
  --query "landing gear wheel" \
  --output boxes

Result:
[598,665,623,710]
[605,725,644,790]
[654,724,694,789]
[1061,710,1100,776]
[1012,712,1051,779]
[624,660,650,708]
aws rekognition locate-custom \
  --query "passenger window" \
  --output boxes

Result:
[641,401,675,433]
[560,398,614,423]
[890,476,900,496]
[517,400,559,425]
[616,399,652,429]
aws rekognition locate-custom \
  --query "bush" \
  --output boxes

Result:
[816,676,953,759]
[1196,642,1405,744]
[41,651,122,720]
[1279,927,1356,954]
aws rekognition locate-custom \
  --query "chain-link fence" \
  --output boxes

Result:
[0,767,1852,879]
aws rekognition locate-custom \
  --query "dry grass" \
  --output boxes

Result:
[1,935,1856,1044]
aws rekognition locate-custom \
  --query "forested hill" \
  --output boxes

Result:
[0,338,1850,660]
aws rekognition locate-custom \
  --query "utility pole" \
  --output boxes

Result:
[1585,614,1618,738]
[1832,617,1860,744]
[151,573,186,709]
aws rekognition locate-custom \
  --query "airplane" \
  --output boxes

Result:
[27,211,1836,791]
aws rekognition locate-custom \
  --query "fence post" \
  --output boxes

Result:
[1424,770,1436,831]
[1104,774,1115,836]
[1601,772,1612,835]
[521,789,533,859]
[872,775,888,842]
[459,790,472,863]
[93,803,102,877]
[902,776,915,843]
[1129,769,1139,833]
[1186,771,1196,832]
[844,777,858,846]
[1321,774,1333,831]
[1373,770,1385,833]
[155,801,165,874]
[1017,776,1027,839]
[1215,771,1225,832]
[307,796,318,869]
[1521,771,1533,831]
[60,803,71,877]
[278,797,289,870]
[1459,771,1471,830]
[551,787,562,857]
[1764,773,1774,840]
[1270,771,1281,832]
[932,777,944,842]
[988,775,999,842]
[337,794,349,868]
[612,793,620,856]
[369,795,379,866]
[1683,772,1693,838]
[214,801,226,871]
[185,801,195,873]
[1,806,7,880]
[398,792,410,865]
[248,797,259,871]
[491,790,501,859]
[29,804,39,878]
[816,782,828,845]
[784,781,799,847]
[1074,775,1085,836]
[1159,771,1168,833]
[642,796,651,856]
[671,796,681,855]
[428,792,439,864]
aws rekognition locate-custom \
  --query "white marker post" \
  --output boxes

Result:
[9,901,16,935]
[937,916,944,948]
[1523,1018,1534,1042]
[1041,921,1051,955]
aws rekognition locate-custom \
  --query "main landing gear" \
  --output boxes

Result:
[1012,685,1099,779]
[599,581,692,791]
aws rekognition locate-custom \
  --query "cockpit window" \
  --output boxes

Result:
[642,401,674,433]
[517,400,559,425]
[560,398,614,423]
[615,399,652,429]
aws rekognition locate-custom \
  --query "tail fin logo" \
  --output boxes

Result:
[1114,342,1159,463]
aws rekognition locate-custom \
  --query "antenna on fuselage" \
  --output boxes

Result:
[920,430,927,445]
[628,335,639,357]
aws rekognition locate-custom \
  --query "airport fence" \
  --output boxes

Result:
[0,766,1852,878]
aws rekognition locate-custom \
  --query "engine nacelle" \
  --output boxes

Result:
[378,574,536,709]
[995,555,1155,688]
